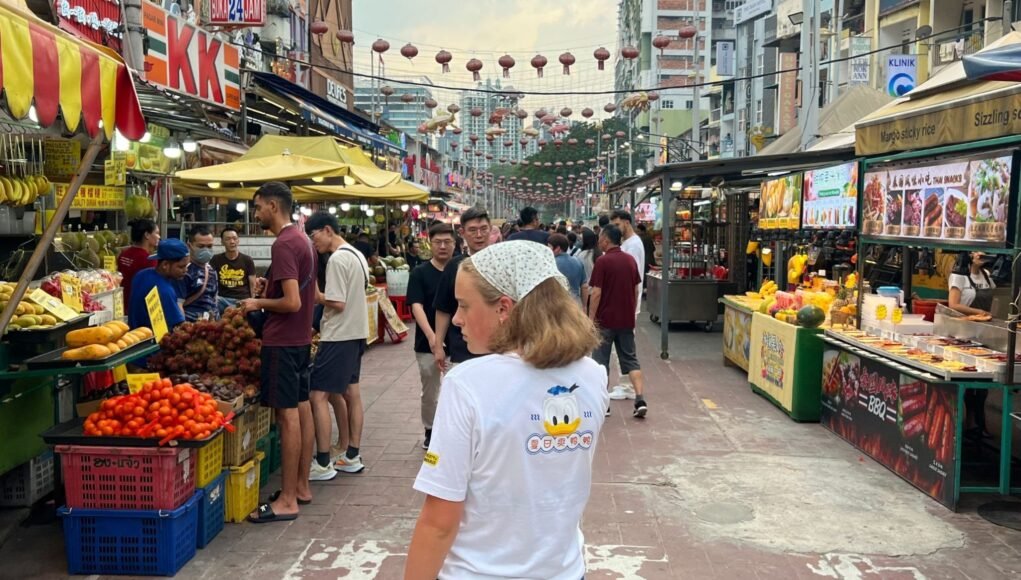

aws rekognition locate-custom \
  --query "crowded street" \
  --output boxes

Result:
[2,317,1019,579]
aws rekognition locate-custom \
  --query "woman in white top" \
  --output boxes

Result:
[405,241,608,580]
[948,251,995,317]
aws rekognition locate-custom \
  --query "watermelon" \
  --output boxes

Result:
[796,305,825,328]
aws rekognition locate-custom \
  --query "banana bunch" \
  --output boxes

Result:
[758,279,778,296]
[0,174,50,207]
[787,253,808,285]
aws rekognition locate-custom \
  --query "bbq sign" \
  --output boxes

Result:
[142,2,241,111]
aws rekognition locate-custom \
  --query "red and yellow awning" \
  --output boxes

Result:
[0,3,145,140]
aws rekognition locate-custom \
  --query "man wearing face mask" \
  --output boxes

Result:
[178,224,220,321]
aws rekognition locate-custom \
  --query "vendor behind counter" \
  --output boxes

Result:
[948,251,996,319]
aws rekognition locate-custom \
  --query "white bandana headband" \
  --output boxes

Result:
[469,240,569,302]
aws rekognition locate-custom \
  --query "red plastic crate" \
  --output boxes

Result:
[56,445,196,510]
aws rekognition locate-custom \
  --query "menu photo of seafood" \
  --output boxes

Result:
[922,188,944,238]
[967,156,1011,242]
[862,172,886,235]
[943,187,968,239]
[884,189,904,236]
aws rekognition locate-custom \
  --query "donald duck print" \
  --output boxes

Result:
[526,384,595,455]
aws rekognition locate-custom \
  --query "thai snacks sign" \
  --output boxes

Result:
[862,152,1013,245]
[142,2,241,111]
[821,343,959,508]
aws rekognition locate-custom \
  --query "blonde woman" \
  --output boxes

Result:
[405,241,608,580]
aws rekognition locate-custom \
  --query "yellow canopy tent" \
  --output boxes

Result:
[174,135,427,201]
[173,153,350,184]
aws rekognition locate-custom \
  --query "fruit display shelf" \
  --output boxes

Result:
[24,339,156,371]
[42,418,223,448]
[0,342,159,380]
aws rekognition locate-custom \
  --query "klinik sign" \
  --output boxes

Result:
[142,2,241,110]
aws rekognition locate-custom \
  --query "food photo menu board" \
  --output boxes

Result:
[802,162,858,229]
[759,173,802,229]
[862,153,1013,245]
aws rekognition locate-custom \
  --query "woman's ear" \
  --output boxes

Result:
[498,295,516,321]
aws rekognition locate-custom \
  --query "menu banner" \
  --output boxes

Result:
[821,344,959,508]
[803,162,858,229]
[759,173,802,229]
[748,313,799,410]
[863,152,1013,245]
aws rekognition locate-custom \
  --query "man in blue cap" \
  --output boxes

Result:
[128,238,190,333]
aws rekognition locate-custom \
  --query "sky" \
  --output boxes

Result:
[352,0,620,119]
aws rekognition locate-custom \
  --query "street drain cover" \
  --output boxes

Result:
[696,501,754,525]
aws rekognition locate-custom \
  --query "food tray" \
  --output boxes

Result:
[197,470,226,549]
[57,444,196,510]
[824,331,995,382]
[42,418,222,448]
[59,490,200,576]
[24,338,156,370]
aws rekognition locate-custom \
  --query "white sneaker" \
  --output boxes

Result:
[329,444,345,463]
[609,385,636,400]
[308,460,337,481]
[335,454,365,474]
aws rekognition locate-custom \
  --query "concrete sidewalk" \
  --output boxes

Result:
[1,319,1020,579]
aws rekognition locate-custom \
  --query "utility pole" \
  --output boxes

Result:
[798,0,821,151]
[121,0,146,72]
[832,0,845,103]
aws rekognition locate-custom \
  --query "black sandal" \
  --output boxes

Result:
[268,489,311,505]
[247,502,298,524]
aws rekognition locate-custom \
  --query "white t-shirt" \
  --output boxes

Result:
[621,233,645,315]
[414,353,609,580]
[948,272,995,308]
[320,245,370,341]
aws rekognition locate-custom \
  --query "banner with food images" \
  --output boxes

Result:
[820,343,959,508]
[759,173,802,230]
[863,152,1013,245]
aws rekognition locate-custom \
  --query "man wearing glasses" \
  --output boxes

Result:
[407,223,456,449]
[432,208,493,376]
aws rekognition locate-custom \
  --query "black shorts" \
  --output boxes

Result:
[310,339,366,394]
[592,328,641,374]
[260,345,311,409]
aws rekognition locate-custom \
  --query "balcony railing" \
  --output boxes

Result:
[933,28,984,67]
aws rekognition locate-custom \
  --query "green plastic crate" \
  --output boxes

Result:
[0,377,55,476]
[268,426,280,474]
[256,435,270,488]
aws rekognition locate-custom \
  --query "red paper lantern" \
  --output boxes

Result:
[560,107,573,118]
[452,127,463,135]
[515,109,528,119]
[401,93,415,103]
[594,47,611,70]
[531,54,548,78]
[499,54,516,78]
[335,30,354,43]
[475,150,483,157]
[621,46,639,60]
[485,154,493,160]
[470,107,483,117]
[538,139,547,149]
[648,92,660,102]
[417,123,427,133]
[555,161,563,166]
[544,162,552,167]
[554,140,563,148]
[559,52,575,75]
[585,138,595,145]
[567,139,578,145]
[519,137,528,147]
[400,43,418,60]
[466,58,483,81]
[450,142,459,150]
[380,85,394,96]
[469,134,479,142]
[615,130,626,138]
[679,24,698,39]
[581,108,594,118]
[602,133,611,141]
[541,114,556,125]
[652,35,671,55]
[503,140,513,147]
[424,98,438,109]
[535,108,547,119]
[448,104,461,114]
[486,134,495,142]
[604,103,617,113]
[310,21,328,36]
[372,38,390,54]
[436,50,452,73]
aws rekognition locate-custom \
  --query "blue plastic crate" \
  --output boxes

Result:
[59,490,201,576]
[197,471,226,549]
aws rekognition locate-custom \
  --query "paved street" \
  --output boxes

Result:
[2,317,1021,579]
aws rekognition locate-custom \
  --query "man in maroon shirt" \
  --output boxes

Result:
[588,224,648,418]
[240,182,317,523]
[117,218,160,304]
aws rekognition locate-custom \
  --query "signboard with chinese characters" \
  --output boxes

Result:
[142,1,241,110]
[105,152,126,186]
[206,0,265,26]
[53,183,125,210]
[44,139,81,180]
[55,0,122,50]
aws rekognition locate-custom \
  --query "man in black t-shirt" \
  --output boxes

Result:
[432,207,493,373]
[506,206,549,245]
[210,227,256,315]
[407,223,456,449]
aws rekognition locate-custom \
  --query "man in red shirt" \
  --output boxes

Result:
[588,224,648,418]
[117,218,160,304]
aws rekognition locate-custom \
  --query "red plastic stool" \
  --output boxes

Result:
[390,296,413,322]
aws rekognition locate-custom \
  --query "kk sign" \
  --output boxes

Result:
[142,2,241,110]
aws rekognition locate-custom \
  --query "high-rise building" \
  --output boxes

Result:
[354,77,438,146]
[457,79,527,172]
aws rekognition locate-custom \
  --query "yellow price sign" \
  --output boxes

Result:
[126,372,161,394]
[60,273,83,312]
[144,286,169,343]
[28,288,78,321]
[103,255,117,273]
[112,364,128,383]
[113,288,124,319]
[892,308,903,324]
[875,304,888,321]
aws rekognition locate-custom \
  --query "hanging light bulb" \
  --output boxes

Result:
[140,131,152,143]
[300,206,312,216]
[208,182,221,189]
[163,138,182,159]
[235,202,247,212]
[311,176,325,183]
[182,134,198,153]
[292,212,299,221]
[400,204,409,212]
[328,206,337,215]
[366,208,375,217]
[28,106,38,123]
[113,129,131,152]
[413,204,421,211]
[340,202,351,211]
[360,204,369,211]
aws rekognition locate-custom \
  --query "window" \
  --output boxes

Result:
[755,100,763,124]
[662,100,675,109]
[756,53,764,76]
[686,100,694,109]
[738,109,746,133]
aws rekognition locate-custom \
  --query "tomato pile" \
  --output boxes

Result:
[84,378,235,445]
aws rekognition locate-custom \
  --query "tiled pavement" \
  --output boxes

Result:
[2,316,1021,579]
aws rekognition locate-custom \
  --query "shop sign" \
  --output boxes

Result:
[722,303,752,371]
[53,183,125,210]
[142,2,242,111]
[820,343,959,508]
[759,173,802,229]
[105,152,126,186]
[55,0,122,50]
[748,313,799,410]
[44,139,81,180]
[716,41,735,77]
[862,152,1012,245]
[734,0,771,25]
[777,52,798,134]
[326,77,348,107]
[849,36,871,84]
[886,55,916,97]
[207,0,265,26]
[803,161,858,229]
